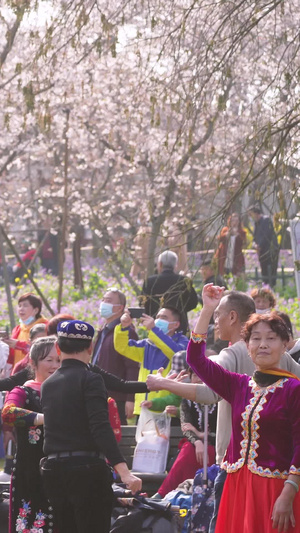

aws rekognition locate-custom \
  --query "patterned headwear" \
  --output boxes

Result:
[57,320,94,340]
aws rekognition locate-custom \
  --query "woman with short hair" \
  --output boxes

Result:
[5,293,47,369]
[187,284,300,533]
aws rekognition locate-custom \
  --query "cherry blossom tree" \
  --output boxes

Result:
[0,0,299,295]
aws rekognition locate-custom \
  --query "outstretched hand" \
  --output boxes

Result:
[146,367,166,391]
[175,369,189,382]
[202,283,225,310]
[147,367,189,391]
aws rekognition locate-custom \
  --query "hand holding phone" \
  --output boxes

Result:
[128,308,145,319]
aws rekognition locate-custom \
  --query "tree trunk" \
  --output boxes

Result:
[57,109,70,312]
[146,219,163,276]
[73,226,84,289]
[0,229,15,331]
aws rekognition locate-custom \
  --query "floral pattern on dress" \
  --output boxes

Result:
[108,397,122,442]
[28,427,42,445]
[2,403,32,427]
[16,500,47,532]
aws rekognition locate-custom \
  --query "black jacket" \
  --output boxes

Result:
[41,359,124,465]
[141,268,198,334]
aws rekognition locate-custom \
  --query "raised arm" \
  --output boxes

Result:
[193,283,225,335]
[113,314,146,363]
[187,284,246,403]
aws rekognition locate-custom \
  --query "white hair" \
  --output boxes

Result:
[158,250,178,270]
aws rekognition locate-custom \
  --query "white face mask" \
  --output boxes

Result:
[255,308,272,315]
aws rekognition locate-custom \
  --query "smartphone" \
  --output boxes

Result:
[128,307,145,319]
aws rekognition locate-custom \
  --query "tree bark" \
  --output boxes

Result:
[57,109,70,312]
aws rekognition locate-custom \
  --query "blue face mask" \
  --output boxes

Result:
[154,319,170,335]
[19,316,35,326]
[99,302,121,319]
[99,302,114,318]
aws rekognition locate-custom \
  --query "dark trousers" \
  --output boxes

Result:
[208,468,227,533]
[259,251,278,287]
[40,456,113,533]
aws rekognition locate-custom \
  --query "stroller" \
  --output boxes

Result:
[110,484,181,533]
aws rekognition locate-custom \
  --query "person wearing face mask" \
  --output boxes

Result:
[91,288,139,424]
[250,287,276,315]
[5,293,48,371]
[114,306,189,417]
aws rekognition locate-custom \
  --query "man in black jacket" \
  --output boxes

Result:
[248,205,279,286]
[141,250,198,335]
[40,320,141,533]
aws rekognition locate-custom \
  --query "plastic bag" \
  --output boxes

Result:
[132,407,171,473]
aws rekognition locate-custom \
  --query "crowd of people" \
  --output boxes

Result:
[0,233,298,532]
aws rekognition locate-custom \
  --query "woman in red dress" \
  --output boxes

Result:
[214,213,246,277]
[187,284,300,533]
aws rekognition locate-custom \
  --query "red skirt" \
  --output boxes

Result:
[215,466,300,533]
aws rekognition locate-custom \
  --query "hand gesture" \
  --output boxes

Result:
[181,422,197,434]
[146,367,166,391]
[165,405,178,416]
[271,493,295,532]
[174,369,189,383]
[140,400,153,409]
[120,310,132,328]
[202,283,225,310]
[140,314,155,330]
[121,472,142,495]
[2,338,17,348]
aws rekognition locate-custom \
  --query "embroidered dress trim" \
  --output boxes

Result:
[290,465,300,476]
[222,378,290,478]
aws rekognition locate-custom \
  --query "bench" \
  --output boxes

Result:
[116,424,183,495]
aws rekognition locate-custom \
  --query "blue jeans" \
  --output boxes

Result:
[208,468,227,533]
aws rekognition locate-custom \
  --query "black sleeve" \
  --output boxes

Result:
[89,365,149,393]
[140,280,151,315]
[84,373,125,466]
[0,368,30,391]
[184,284,199,311]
